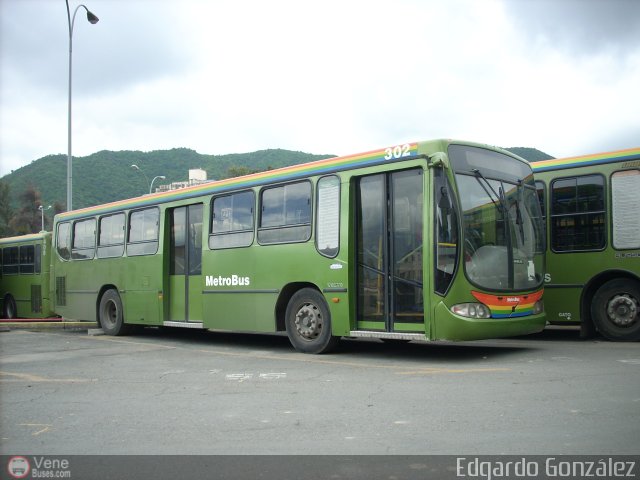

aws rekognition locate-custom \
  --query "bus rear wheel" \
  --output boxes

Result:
[99,289,130,336]
[2,295,17,319]
[285,288,339,354]
[591,279,640,342]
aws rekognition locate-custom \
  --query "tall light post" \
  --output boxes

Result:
[38,205,52,232]
[149,176,166,194]
[66,1,99,212]
[131,165,165,194]
[131,164,150,193]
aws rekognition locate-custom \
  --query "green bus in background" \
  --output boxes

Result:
[51,139,545,353]
[0,232,55,319]
[532,147,640,341]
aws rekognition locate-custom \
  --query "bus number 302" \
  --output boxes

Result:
[384,144,412,160]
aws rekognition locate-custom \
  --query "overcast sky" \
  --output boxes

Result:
[1,0,639,176]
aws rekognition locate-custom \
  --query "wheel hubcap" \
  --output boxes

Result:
[607,294,638,327]
[295,303,322,340]
[103,301,117,328]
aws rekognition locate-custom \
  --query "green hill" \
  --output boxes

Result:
[0,144,552,215]
[1,148,334,211]
[506,147,554,162]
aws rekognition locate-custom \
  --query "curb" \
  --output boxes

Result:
[0,321,99,331]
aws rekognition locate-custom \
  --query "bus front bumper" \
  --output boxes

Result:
[433,302,546,341]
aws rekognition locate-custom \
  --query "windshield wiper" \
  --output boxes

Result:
[472,169,505,214]
[513,180,526,244]
[472,168,514,287]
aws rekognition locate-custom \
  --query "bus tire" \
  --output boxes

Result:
[2,295,17,319]
[99,289,130,336]
[591,279,640,342]
[285,288,339,354]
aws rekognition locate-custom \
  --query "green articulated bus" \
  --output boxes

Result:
[532,147,640,341]
[0,232,55,319]
[51,139,546,353]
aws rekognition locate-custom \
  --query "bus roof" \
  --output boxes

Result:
[54,138,525,221]
[531,147,640,173]
[57,141,424,221]
[0,231,51,246]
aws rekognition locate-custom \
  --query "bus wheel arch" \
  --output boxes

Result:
[2,294,17,319]
[95,285,118,323]
[281,285,339,354]
[275,282,316,332]
[98,288,130,336]
[589,276,640,342]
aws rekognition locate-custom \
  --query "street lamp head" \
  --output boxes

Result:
[131,164,140,171]
[86,10,99,24]
[159,176,166,180]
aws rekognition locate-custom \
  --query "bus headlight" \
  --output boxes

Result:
[451,303,491,319]
[533,299,544,315]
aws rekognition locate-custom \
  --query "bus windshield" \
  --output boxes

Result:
[449,145,544,292]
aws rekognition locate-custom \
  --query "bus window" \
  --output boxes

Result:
[168,203,203,275]
[35,244,41,274]
[127,208,160,256]
[611,170,640,250]
[19,245,35,273]
[210,190,254,249]
[316,176,340,258]
[434,168,458,295]
[72,218,96,260]
[189,204,203,275]
[551,174,605,252]
[258,181,311,244]
[535,181,546,220]
[98,213,125,258]
[392,169,424,322]
[2,247,19,274]
[57,222,71,260]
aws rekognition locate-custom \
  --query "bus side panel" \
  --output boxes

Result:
[202,245,262,332]
[7,276,36,318]
[543,287,581,325]
[544,248,631,326]
[60,268,97,321]
[0,235,54,319]
[122,255,163,325]
[201,241,350,333]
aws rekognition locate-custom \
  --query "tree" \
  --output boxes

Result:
[9,185,43,235]
[225,166,259,178]
[0,180,13,237]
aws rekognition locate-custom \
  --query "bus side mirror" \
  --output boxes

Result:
[428,152,447,168]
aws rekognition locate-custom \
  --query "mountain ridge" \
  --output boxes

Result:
[1,146,553,211]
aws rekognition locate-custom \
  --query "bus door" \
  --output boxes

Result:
[356,169,424,332]
[168,204,203,323]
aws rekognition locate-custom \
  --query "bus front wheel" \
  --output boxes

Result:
[99,289,130,336]
[2,295,17,319]
[285,288,339,354]
[591,279,640,342]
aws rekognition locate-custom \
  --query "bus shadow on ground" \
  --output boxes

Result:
[514,325,608,342]
[132,326,541,363]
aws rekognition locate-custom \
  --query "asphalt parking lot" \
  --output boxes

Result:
[1,325,639,456]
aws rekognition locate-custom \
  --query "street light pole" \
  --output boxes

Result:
[149,176,166,194]
[131,164,150,193]
[38,205,52,232]
[66,1,99,212]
